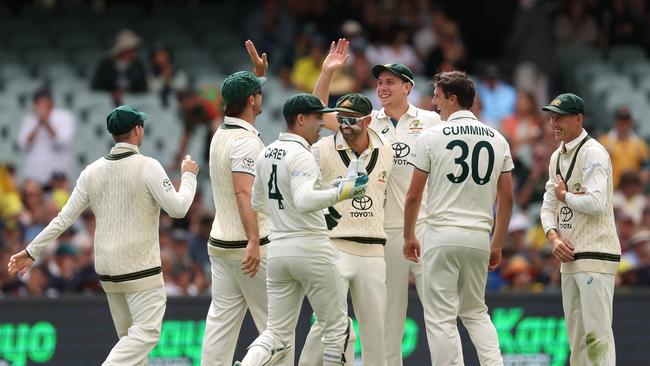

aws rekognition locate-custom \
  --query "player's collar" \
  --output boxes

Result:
[447,110,477,122]
[223,116,260,136]
[376,103,418,120]
[279,132,310,150]
[111,142,140,154]
[560,129,588,154]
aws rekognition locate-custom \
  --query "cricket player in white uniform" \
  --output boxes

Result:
[313,39,441,365]
[404,71,513,366]
[299,93,393,366]
[235,93,369,366]
[8,105,199,365]
[540,93,620,366]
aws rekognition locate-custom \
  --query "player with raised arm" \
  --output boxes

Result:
[314,39,441,365]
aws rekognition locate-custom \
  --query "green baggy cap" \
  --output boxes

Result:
[334,93,373,115]
[542,93,586,115]
[221,71,267,104]
[283,93,336,118]
[371,63,415,85]
[106,105,147,135]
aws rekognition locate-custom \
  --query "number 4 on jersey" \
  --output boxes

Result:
[268,164,284,209]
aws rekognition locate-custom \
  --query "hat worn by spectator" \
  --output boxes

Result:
[372,63,415,85]
[110,30,141,57]
[283,93,336,118]
[542,93,586,115]
[106,105,147,135]
[615,106,632,121]
[221,71,267,105]
[334,93,373,115]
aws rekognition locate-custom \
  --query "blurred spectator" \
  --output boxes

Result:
[370,24,423,73]
[246,0,295,71]
[616,211,637,254]
[148,43,189,107]
[598,106,649,189]
[476,64,516,128]
[174,90,222,168]
[48,172,70,209]
[504,0,552,105]
[188,214,212,276]
[423,21,467,76]
[516,142,551,211]
[614,171,646,224]
[500,90,545,167]
[623,229,650,268]
[47,243,79,293]
[290,35,328,92]
[90,29,148,105]
[18,265,58,298]
[17,89,75,185]
[502,255,535,292]
[349,39,374,91]
[554,0,599,60]
[0,164,23,222]
[602,0,641,47]
[413,5,447,61]
[18,179,58,243]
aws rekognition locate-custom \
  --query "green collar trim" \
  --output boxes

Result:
[105,151,138,161]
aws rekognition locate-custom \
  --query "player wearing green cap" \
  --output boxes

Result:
[8,105,199,365]
[200,40,298,366]
[235,93,368,366]
[540,93,620,365]
[313,39,441,365]
[299,92,394,365]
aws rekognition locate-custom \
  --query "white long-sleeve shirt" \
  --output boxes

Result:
[26,143,197,292]
[17,108,75,184]
[252,133,339,259]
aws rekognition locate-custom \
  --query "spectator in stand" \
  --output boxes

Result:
[603,0,641,47]
[476,64,516,128]
[516,142,552,212]
[148,43,189,108]
[174,90,222,168]
[598,106,649,189]
[0,164,22,223]
[423,21,467,76]
[500,90,545,168]
[17,89,75,185]
[47,243,79,293]
[18,180,58,243]
[187,214,212,276]
[48,172,70,209]
[91,29,148,105]
[504,0,552,105]
[371,24,423,73]
[614,171,646,225]
[554,0,599,60]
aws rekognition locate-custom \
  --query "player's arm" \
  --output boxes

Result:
[560,147,610,216]
[245,39,268,77]
[9,170,91,276]
[290,153,339,213]
[144,156,198,218]
[403,134,430,263]
[403,168,427,263]
[489,171,513,271]
[540,153,575,262]
[313,38,349,131]
[233,172,261,276]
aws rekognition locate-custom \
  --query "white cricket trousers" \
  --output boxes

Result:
[202,256,293,366]
[561,272,616,366]
[384,225,424,366]
[422,244,502,366]
[246,254,350,365]
[299,251,386,365]
[103,285,166,366]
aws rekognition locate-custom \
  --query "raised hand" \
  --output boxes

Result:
[322,38,349,73]
[245,39,268,77]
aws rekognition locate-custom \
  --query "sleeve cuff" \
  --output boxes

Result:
[25,248,36,261]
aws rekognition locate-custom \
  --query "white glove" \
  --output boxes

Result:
[336,175,369,201]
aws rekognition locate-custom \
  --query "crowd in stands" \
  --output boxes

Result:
[1,0,649,298]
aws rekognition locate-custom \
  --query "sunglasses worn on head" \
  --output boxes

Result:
[336,115,366,126]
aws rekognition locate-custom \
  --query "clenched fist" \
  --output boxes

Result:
[181,155,199,175]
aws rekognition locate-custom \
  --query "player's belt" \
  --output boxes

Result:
[573,252,620,262]
[208,236,270,249]
[98,266,162,282]
[338,236,386,245]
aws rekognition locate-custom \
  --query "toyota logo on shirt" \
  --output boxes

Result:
[352,195,373,210]
[560,206,573,222]
[392,142,410,159]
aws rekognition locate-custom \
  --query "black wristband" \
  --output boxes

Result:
[24,249,35,262]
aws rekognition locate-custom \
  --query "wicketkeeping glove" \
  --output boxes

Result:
[336,174,369,201]
[323,206,342,230]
